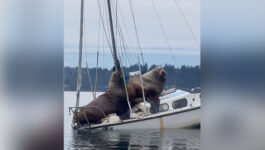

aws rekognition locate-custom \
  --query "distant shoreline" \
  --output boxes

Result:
[64,64,200,91]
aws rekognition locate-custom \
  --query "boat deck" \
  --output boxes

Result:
[81,105,200,130]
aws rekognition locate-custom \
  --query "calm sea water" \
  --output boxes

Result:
[64,92,200,150]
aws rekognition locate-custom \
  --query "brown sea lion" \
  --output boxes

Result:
[75,70,128,126]
[127,67,167,113]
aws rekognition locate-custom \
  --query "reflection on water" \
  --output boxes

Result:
[64,92,200,150]
[65,129,200,150]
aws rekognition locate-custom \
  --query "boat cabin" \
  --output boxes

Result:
[158,89,200,113]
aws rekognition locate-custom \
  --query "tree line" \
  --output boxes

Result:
[64,64,200,91]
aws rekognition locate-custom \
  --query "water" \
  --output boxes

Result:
[64,92,200,150]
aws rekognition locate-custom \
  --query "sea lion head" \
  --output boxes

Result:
[145,67,167,84]
[158,68,167,83]
[107,70,126,97]
[109,70,124,86]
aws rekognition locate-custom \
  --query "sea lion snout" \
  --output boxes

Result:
[159,69,167,81]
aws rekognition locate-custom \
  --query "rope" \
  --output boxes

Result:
[138,56,148,115]
[97,0,114,58]
[114,2,137,65]
[128,0,145,65]
[150,0,178,67]
[83,0,96,99]
[117,2,138,58]
[115,0,118,44]
[101,1,106,69]
[173,0,200,48]
[118,3,139,61]
[94,51,99,98]
[119,57,133,115]
[116,20,136,65]
[85,62,96,99]
[113,0,138,66]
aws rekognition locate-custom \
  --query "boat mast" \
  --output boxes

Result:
[75,0,84,110]
[107,0,133,116]
[107,0,120,70]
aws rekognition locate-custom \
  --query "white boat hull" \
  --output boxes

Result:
[82,106,200,130]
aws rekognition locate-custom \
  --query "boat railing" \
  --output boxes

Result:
[69,106,110,128]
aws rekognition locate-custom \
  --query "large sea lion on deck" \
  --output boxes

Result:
[127,67,167,113]
[75,70,128,126]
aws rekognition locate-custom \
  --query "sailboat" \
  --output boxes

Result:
[68,0,200,130]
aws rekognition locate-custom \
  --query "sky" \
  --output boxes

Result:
[64,0,200,68]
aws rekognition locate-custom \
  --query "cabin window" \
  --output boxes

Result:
[159,103,169,112]
[172,99,188,109]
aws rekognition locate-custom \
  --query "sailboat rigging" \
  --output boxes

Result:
[69,0,201,130]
